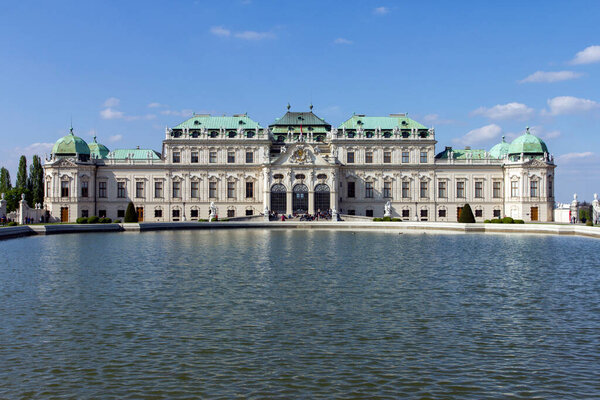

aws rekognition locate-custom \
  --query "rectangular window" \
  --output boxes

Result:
[117,182,125,198]
[493,181,501,198]
[117,210,125,218]
[227,182,235,198]
[511,181,519,197]
[347,181,355,198]
[347,151,355,164]
[227,151,235,163]
[493,209,501,218]
[191,151,199,163]
[348,209,356,215]
[154,181,163,198]
[420,209,428,218]
[438,181,447,198]
[246,209,253,216]
[438,209,446,218]
[98,210,106,218]
[548,180,553,197]
[227,209,235,218]
[402,181,410,198]
[456,181,465,198]
[191,209,199,218]
[475,209,483,218]
[366,209,374,217]
[475,181,483,198]
[420,151,428,163]
[365,182,374,198]
[530,180,538,197]
[246,182,253,198]
[383,151,391,163]
[402,209,410,218]
[172,151,181,163]
[135,181,144,198]
[383,182,391,198]
[420,181,428,198]
[209,182,217,198]
[245,151,254,163]
[98,182,106,198]
[191,181,199,198]
[154,209,162,218]
[172,209,180,218]
[209,151,217,163]
[46,180,51,197]
[365,152,373,163]
[81,209,89,218]
[60,181,69,197]
[172,181,181,198]
[402,151,409,163]
[81,181,88,198]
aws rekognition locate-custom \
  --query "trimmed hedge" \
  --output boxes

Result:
[7,221,18,226]
[87,216,99,224]
[99,217,112,223]
[113,219,121,223]
[124,202,138,223]
[373,217,402,222]
[501,217,514,224]
[458,203,476,223]
[76,217,88,224]
[586,220,593,226]
[485,218,524,224]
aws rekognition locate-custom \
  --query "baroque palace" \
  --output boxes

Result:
[43,106,556,222]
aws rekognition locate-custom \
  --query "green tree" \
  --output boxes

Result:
[458,203,476,223]
[5,188,21,212]
[29,155,44,206]
[124,201,138,222]
[16,156,27,189]
[0,167,11,195]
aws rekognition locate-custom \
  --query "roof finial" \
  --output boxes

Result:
[70,116,74,135]
[93,135,97,143]
[526,126,530,134]
[310,103,313,111]
[502,135,505,142]
[287,102,291,111]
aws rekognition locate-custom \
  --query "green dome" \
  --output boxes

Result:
[52,128,90,155]
[508,127,549,155]
[88,136,110,159]
[489,136,510,159]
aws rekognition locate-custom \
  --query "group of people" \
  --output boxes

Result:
[268,209,336,222]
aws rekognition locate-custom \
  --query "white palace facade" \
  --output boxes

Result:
[43,107,556,222]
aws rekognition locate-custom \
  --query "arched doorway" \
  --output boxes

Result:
[293,184,308,213]
[270,184,287,213]
[314,184,330,212]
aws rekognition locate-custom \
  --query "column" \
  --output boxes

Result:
[308,190,315,214]
[286,190,293,215]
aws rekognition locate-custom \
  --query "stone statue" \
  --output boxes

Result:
[593,193,600,225]
[209,202,217,221]
[280,146,287,154]
[264,206,269,221]
[384,201,392,217]
[21,193,25,201]
[1,193,4,200]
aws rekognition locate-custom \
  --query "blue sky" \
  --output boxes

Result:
[0,0,598,202]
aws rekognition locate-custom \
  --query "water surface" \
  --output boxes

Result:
[1,230,599,399]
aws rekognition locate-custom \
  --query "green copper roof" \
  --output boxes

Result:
[173,114,262,130]
[269,111,331,128]
[339,114,427,130]
[489,136,510,159]
[88,136,110,159]
[52,128,90,155]
[435,147,488,159]
[508,127,549,155]
[108,149,161,160]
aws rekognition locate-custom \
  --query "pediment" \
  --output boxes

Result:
[271,143,331,166]
[52,158,78,168]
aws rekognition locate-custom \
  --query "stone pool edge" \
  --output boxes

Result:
[1,221,600,241]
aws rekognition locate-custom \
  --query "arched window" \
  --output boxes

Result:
[210,131,218,138]
[270,184,287,213]
[314,184,330,212]
[273,173,284,180]
[228,131,236,138]
[317,174,327,180]
[292,184,308,213]
[295,174,305,180]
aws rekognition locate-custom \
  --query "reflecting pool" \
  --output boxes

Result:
[1,230,599,399]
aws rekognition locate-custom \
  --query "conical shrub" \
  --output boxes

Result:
[124,202,138,223]
[459,203,476,223]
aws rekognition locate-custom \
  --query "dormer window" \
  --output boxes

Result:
[210,131,218,138]
[246,131,255,138]
[191,130,200,138]
[401,120,408,126]
[194,120,200,125]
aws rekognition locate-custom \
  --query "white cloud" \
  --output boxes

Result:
[160,109,194,117]
[333,38,353,45]
[543,96,600,115]
[422,113,456,125]
[233,30,274,40]
[453,124,502,146]
[373,6,389,15]
[557,152,594,163]
[100,108,124,120]
[529,125,561,139]
[103,97,120,107]
[570,45,600,65]
[210,26,231,37]
[108,134,123,143]
[20,142,54,156]
[519,70,583,83]
[147,102,166,108]
[472,102,534,120]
